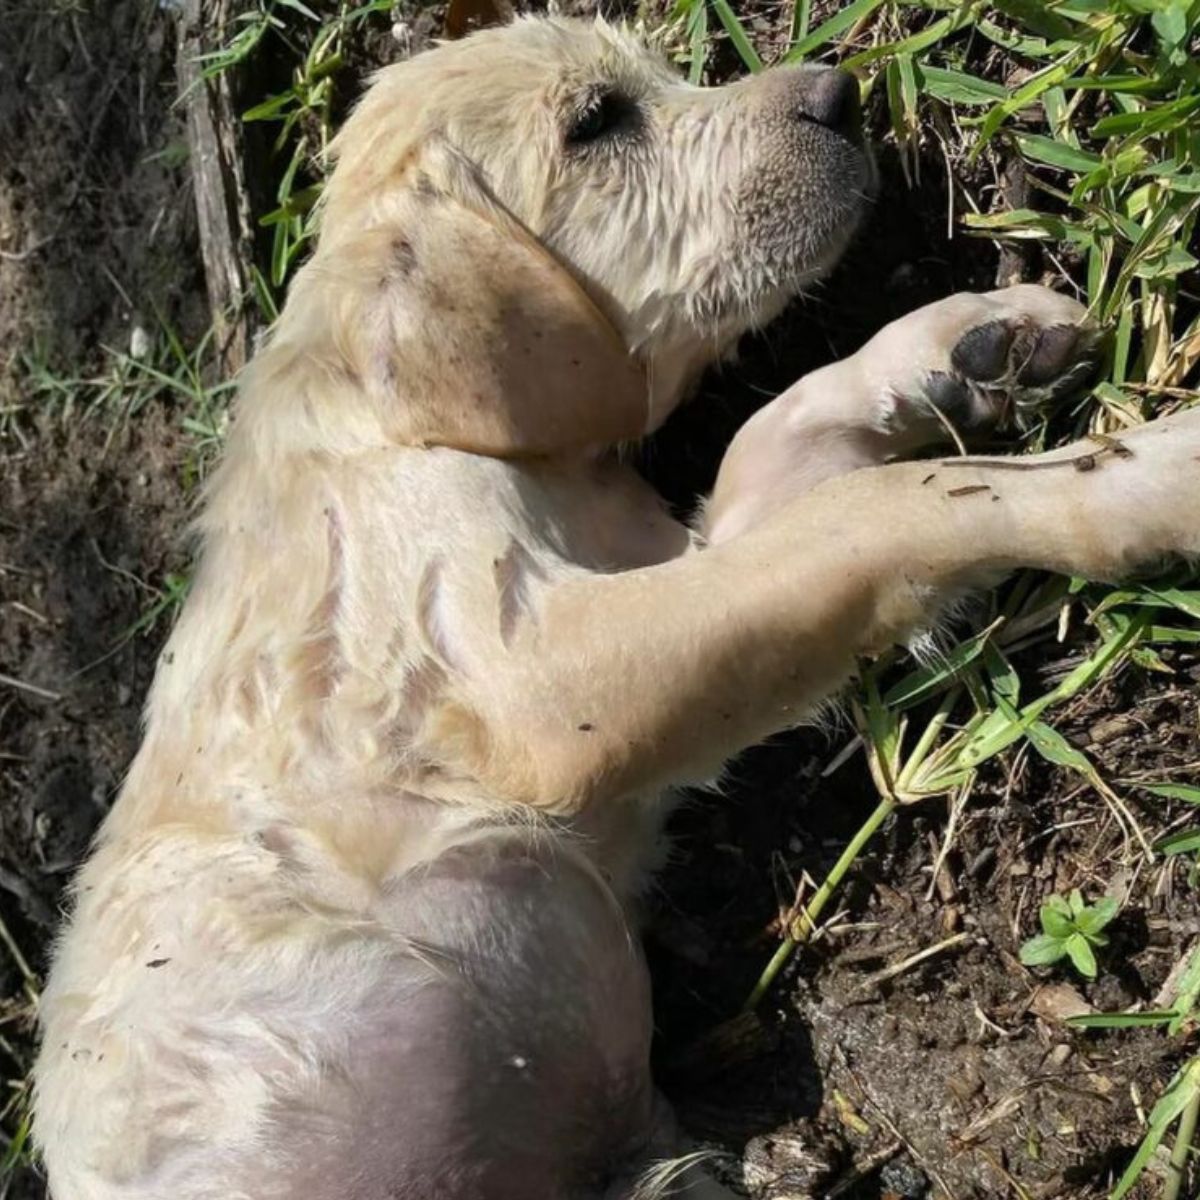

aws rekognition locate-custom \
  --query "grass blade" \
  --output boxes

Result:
[708,0,763,72]
[785,0,886,61]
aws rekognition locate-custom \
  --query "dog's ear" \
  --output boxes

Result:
[324,141,649,458]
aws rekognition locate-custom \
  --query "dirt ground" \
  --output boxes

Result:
[2,3,1198,1199]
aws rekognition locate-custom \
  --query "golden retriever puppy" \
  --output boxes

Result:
[32,16,1200,1200]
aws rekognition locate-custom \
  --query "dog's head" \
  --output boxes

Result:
[281,17,870,456]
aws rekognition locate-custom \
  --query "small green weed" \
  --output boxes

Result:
[1019,888,1119,978]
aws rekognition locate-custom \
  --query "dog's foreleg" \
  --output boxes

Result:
[438,411,1200,812]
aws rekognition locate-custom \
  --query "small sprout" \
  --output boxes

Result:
[1020,889,1119,980]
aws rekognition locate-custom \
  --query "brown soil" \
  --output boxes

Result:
[2,4,1197,1199]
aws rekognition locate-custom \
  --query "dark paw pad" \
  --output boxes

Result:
[920,313,1101,438]
[1016,322,1087,386]
[948,314,1101,417]
[923,370,996,430]
[950,320,1014,382]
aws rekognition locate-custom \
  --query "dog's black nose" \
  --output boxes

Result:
[795,68,860,138]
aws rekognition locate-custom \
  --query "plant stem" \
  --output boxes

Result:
[1164,1089,1200,1200]
[742,794,896,1011]
[898,686,961,794]
[0,910,37,1007]
[742,684,967,1012]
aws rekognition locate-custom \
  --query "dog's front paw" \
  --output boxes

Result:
[861,284,1103,446]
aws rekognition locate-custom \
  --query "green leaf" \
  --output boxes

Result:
[886,55,919,146]
[1148,588,1200,620]
[708,0,763,73]
[1041,905,1074,939]
[974,53,1085,157]
[1148,625,1200,644]
[1150,3,1189,53]
[1067,1011,1176,1029]
[274,0,320,17]
[1169,947,1200,1033]
[919,66,1006,105]
[1013,132,1102,173]
[993,0,1077,39]
[1110,1059,1200,1196]
[1075,896,1119,936]
[0,1111,30,1173]
[1129,645,1174,674]
[243,90,298,122]
[1112,299,1133,383]
[1020,933,1069,967]
[1146,1059,1200,1132]
[1093,95,1200,139]
[983,644,1020,706]
[962,208,1079,242]
[1160,172,1200,194]
[1156,829,1200,856]
[785,0,886,60]
[1061,73,1165,95]
[1066,932,1097,978]
[882,624,995,708]
[1133,243,1199,280]
[1140,783,1200,806]
[1111,1125,1169,1200]
[1027,722,1094,777]
[684,0,708,85]
[844,10,972,69]
[258,183,323,227]
[791,0,812,43]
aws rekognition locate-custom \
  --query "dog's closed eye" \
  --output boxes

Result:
[565,87,638,148]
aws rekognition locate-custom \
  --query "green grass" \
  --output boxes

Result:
[1069,946,1200,1200]
[6,319,235,479]
[211,0,395,300]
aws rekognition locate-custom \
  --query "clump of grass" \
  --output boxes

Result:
[6,319,235,476]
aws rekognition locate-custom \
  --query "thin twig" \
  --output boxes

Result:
[925,779,972,902]
[856,932,974,993]
[823,1140,902,1198]
[0,672,61,703]
[0,911,38,1007]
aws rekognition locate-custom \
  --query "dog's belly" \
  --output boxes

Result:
[262,835,662,1200]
